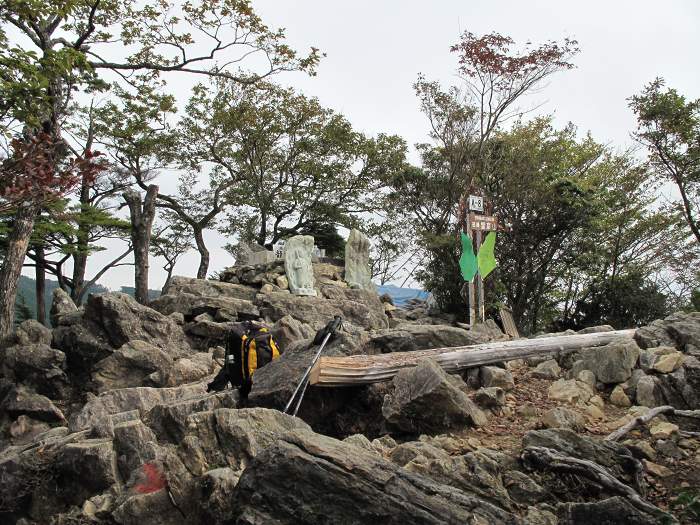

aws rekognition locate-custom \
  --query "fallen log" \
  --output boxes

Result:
[606,405,700,442]
[310,329,635,386]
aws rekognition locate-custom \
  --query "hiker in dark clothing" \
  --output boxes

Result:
[206,321,281,401]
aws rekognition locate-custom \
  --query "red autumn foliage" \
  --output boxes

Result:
[134,462,167,494]
[450,32,579,90]
[0,132,106,213]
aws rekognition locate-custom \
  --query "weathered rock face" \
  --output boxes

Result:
[556,497,660,525]
[50,288,78,326]
[578,339,640,384]
[541,407,585,430]
[231,430,517,524]
[367,323,487,354]
[84,293,191,355]
[161,275,257,302]
[635,311,700,357]
[522,428,642,486]
[150,293,259,322]
[1,383,65,423]
[256,289,388,330]
[270,315,316,350]
[69,382,209,434]
[382,359,487,434]
[246,333,380,436]
[344,228,372,290]
[0,322,71,406]
[92,340,175,392]
[53,292,193,384]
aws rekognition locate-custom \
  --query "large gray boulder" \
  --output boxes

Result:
[635,311,700,357]
[84,293,191,355]
[578,339,640,384]
[522,428,641,486]
[256,289,388,330]
[231,429,517,524]
[92,340,175,392]
[367,323,488,353]
[382,358,487,434]
[50,288,78,326]
[160,275,257,301]
[0,340,69,399]
[1,383,65,423]
[246,333,380,435]
[69,382,209,434]
[270,315,316,350]
[53,292,192,384]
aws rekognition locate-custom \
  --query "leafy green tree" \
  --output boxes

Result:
[14,292,33,326]
[630,78,700,245]
[392,33,579,317]
[297,221,345,259]
[151,215,193,291]
[565,271,668,329]
[0,0,319,335]
[183,80,406,247]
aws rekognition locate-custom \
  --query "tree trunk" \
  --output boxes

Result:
[123,185,159,305]
[193,227,209,279]
[0,204,37,337]
[310,329,635,386]
[35,245,47,326]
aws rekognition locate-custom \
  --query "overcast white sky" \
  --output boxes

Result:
[39,0,700,293]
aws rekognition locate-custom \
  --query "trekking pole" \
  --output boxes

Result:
[284,316,342,415]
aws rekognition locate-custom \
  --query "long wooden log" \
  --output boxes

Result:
[310,329,636,387]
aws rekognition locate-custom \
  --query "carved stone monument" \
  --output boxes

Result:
[235,242,253,266]
[345,229,372,290]
[284,235,317,296]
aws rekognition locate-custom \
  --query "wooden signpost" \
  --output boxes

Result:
[464,193,500,326]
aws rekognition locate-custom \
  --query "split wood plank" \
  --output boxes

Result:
[310,329,636,387]
[499,307,520,338]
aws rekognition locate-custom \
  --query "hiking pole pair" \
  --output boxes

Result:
[283,316,343,417]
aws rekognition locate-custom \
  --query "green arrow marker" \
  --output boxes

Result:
[459,232,478,282]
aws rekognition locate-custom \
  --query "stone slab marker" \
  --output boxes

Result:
[345,229,372,290]
[284,235,317,296]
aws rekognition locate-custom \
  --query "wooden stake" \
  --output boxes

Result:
[476,229,485,323]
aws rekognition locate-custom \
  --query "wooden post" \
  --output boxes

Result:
[466,213,476,326]
[475,229,485,322]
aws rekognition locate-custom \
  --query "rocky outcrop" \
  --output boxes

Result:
[635,311,700,357]
[367,323,487,353]
[256,289,388,330]
[578,339,640,384]
[382,359,487,434]
[0,321,69,399]
[162,275,257,301]
[53,292,193,384]
[231,429,517,524]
